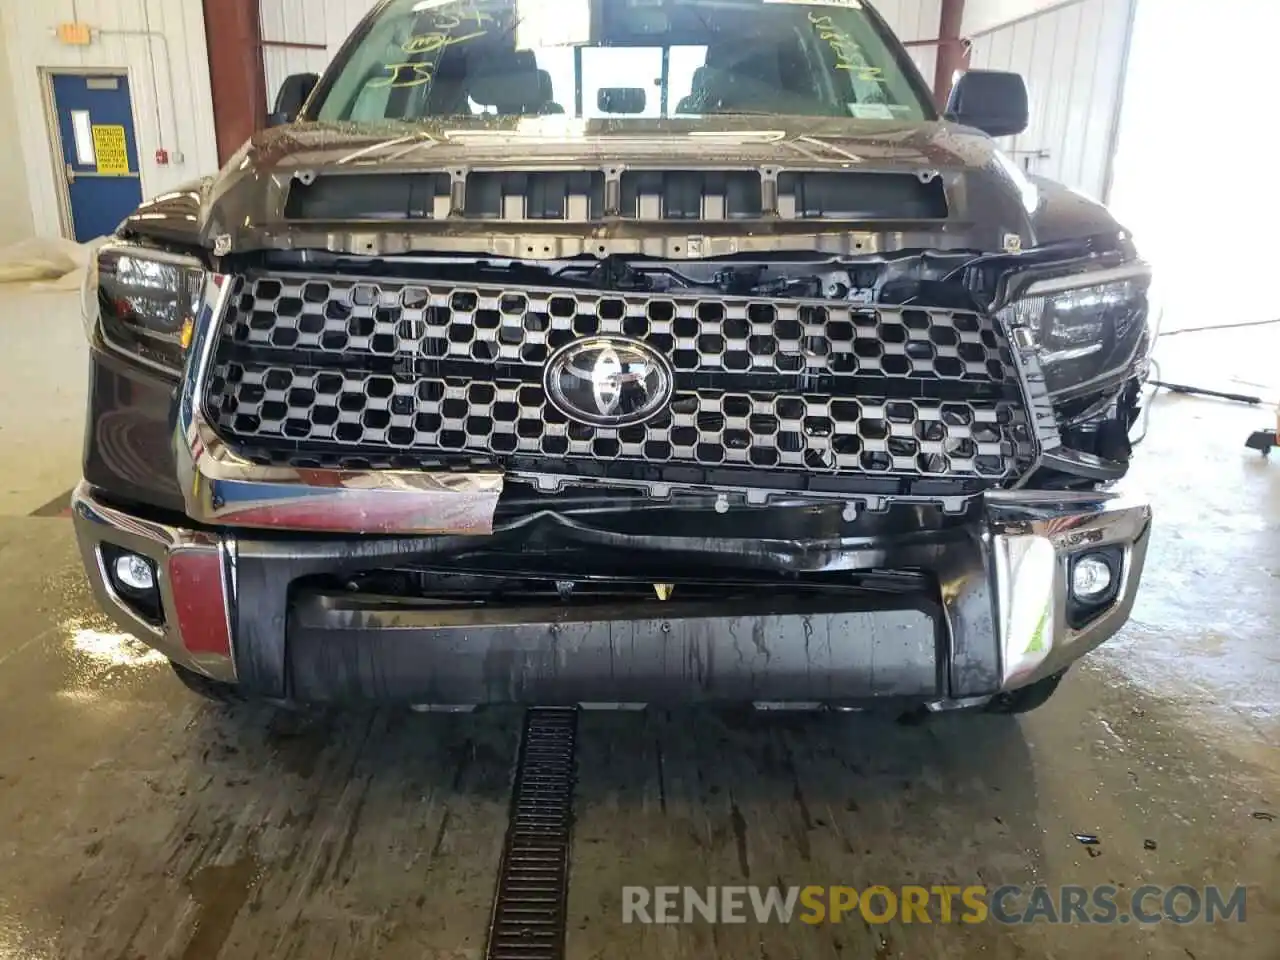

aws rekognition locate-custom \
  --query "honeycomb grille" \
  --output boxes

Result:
[205,274,1035,486]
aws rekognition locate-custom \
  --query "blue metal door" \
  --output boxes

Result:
[50,73,143,242]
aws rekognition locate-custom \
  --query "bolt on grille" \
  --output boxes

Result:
[205,274,1036,486]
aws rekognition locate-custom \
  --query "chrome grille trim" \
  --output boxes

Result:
[203,272,1038,492]
[217,274,1014,381]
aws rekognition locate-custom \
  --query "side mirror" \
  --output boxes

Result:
[268,73,320,127]
[945,70,1028,138]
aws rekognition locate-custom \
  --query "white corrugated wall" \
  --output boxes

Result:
[871,0,943,89]
[260,0,379,108]
[966,0,1137,200]
[0,0,220,240]
[0,14,34,244]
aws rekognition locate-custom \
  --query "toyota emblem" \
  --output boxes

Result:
[544,336,674,428]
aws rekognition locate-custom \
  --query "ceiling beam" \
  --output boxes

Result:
[203,0,267,166]
[934,0,969,110]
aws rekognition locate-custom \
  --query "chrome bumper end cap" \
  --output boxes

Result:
[983,489,1152,692]
[71,482,236,683]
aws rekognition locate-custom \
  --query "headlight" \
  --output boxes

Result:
[93,243,206,374]
[997,262,1153,399]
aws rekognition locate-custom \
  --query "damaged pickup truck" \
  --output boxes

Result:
[75,0,1153,713]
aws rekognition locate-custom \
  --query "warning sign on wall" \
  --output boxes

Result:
[55,22,92,45]
[91,125,129,174]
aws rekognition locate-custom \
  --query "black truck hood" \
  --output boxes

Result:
[127,116,1124,258]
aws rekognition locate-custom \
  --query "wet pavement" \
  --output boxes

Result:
[0,322,1278,956]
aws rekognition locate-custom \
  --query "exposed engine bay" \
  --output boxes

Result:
[264,248,979,307]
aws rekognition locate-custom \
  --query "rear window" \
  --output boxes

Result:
[312,0,932,123]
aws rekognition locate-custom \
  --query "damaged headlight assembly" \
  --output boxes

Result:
[86,243,206,375]
[996,261,1153,399]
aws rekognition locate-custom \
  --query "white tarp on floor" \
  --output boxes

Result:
[0,237,103,288]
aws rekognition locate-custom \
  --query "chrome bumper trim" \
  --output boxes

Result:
[984,488,1152,690]
[174,273,1052,533]
[72,482,237,682]
[73,478,1150,698]
[173,274,504,536]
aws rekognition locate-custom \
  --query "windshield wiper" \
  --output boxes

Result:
[700,110,788,117]
[336,131,437,165]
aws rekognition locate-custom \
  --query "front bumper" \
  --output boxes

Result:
[72,482,1151,706]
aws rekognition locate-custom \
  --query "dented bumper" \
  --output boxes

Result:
[72,482,1150,706]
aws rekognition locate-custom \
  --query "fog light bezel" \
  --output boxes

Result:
[100,544,165,626]
[1066,547,1123,628]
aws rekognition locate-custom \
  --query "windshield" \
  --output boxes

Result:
[311,0,933,123]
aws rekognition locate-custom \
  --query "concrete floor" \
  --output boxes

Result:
[0,285,88,515]
[0,289,1276,959]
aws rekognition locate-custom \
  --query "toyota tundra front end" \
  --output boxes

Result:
[74,0,1152,713]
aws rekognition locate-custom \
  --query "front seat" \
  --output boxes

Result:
[676,66,717,114]
[469,50,543,115]
[702,48,784,112]
[537,70,565,114]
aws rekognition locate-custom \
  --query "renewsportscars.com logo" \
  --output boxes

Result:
[622,885,1248,926]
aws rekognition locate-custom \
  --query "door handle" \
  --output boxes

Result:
[65,163,77,185]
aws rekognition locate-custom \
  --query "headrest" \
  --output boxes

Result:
[706,47,781,84]
[469,51,543,111]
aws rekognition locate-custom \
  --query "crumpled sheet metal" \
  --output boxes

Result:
[198,469,505,536]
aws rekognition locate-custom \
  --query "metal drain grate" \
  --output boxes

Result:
[485,708,579,960]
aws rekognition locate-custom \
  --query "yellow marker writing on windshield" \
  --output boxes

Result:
[809,12,883,82]
[371,62,436,89]
[402,28,487,55]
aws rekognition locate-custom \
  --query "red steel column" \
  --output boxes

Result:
[203,0,268,166]
[933,0,968,110]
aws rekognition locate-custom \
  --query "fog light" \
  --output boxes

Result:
[114,553,156,592]
[1071,555,1113,601]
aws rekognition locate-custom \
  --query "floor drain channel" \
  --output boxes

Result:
[485,707,579,960]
